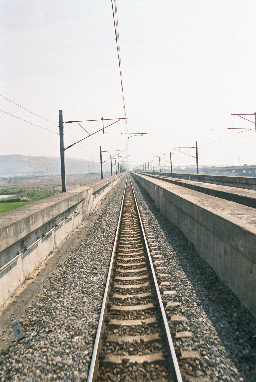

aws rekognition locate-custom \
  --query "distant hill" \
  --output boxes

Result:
[0,155,101,176]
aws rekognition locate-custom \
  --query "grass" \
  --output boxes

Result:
[0,200,36,214]
[0,185,58,199]
[0,185,60,214]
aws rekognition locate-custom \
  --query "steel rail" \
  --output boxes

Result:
[87,181,127,382]
[131,181,183,382]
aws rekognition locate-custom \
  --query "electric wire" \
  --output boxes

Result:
[110,0,127,119]
[237,115,255,125]
[78,123,90,135]
[0,99,123,162]
[65,119,121,151]
[0,109,59,135]
[0,94,58,127]
[0,99,97,159]
[173,147,195,159]
[144,127,254,170]
[201,132,256,154]
[200,128,252,151]
[64,132,96,158]
[110,0,130,160]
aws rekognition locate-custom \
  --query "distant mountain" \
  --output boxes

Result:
[0,155,102,176]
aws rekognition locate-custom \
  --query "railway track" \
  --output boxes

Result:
[88,180,182,381]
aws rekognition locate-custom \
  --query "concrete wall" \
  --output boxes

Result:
[144,173,256,209]
[141,172,256,190]
[0,176,121,307]
[133,173,256,318]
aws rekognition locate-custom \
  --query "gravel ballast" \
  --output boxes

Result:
[132,176,256,382]
[0,176,126,381]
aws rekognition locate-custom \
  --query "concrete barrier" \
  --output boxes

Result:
[133,173,256,318]
[0,176,121,307]
[144,173,256,209]
[142,172,256,190]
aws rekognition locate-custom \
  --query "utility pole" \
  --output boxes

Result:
[59,110,66,192]
[100,146,103,179]
[118,162,120,174]
[229,113,256,166]
[196,141,199,174]
[176,142,199,174]
[170,152,173,174]
[110,155,113,176]
[57,114,127,187]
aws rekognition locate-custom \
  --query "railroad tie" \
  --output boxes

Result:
[108,316,157,326]
[115,267,148,273]
[103,353,165,364]
[113,282,150,289]
[116,261,146,267]
[106,333,160,343]
[110,303,154,311]
[112,292,152,299]
[114,275,148,281]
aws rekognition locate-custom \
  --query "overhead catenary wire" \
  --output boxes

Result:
[64,125,117,158]
[0,109,59,135]
[64,131,97,158]
[0,94,58,127]
[200,127,253,151]
[144,127,255,170]
[0,102,97,159]
[65,118,126,153]
[236,115,255,125]
[110,0,127,119]
[65,119,122,151]
[78,123,90,135]
[201,132,256,154]
[138,117,256,171]
[173,147,195,159]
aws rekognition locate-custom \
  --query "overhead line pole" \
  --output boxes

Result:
[100,146,103,180]
[196,141,199,174]
[102,150,114,176]
[59,111,127,187]
[59,110,66,192]
[176,142,199,174]
[170,152,173,174]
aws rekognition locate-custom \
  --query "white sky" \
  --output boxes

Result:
[1,0,256,170]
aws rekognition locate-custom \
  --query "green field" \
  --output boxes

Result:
[0,200,36,214]
[0,185,60,214]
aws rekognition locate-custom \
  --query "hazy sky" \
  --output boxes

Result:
[1,0,256,170]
